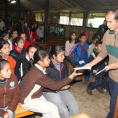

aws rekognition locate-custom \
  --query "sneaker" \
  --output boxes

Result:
[96,87,104,94]
[86,86,92,95]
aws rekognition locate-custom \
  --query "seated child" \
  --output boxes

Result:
[70,33,89,83]
[20,50,82,118]
[43,45,79,118]
[10,37,26,62]
[87,41,109,95]
[0,59,20,118]
[20,45,37,77]
[0,39,21,83]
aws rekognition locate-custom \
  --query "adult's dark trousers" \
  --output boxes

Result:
[107,77,118,118]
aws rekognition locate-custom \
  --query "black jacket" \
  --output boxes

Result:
[10,48,26,62]
[43,59,68,92]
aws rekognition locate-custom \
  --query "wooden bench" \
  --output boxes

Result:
[114,94,118,118]
[15,103,34,118]
[70,113,90,118]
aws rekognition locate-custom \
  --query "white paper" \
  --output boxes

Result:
[95,66,108,75]
[74,66,91,70]
[79,60,85,65]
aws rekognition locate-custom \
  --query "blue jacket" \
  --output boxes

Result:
[70,42,89,66]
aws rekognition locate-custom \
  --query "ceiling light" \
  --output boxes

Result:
[11,0,16,4]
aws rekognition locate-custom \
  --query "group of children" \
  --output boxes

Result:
[65,32,109,94]
[0,26,83,118]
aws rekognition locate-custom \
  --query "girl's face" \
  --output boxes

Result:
[0,43,10,56]
[53,51,65,63]
[15,39,24,50]
[3,34,9,41]
[24,23,27,27]
[0,63,11,80]
[71,33,76,40]
[12,31,18,39]
[27,47,37,59]
[38,55,50,69]
[20,34,26,40]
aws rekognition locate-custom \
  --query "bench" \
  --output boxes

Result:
[114,94,118,118]
[70,113,90,118]
[15,103,34,118]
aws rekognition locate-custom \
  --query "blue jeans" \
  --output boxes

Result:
[43,90,79,118]
[65,56,75,64]
[0,106,15,118]
[107,77,118,118]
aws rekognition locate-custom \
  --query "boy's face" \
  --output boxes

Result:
[93,38,99,44]
[12,31,18,39]
[80,36,87,44]
[96,44,102,52]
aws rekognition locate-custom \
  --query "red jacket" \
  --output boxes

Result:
[0,75,20,117]
[24,40,31,49]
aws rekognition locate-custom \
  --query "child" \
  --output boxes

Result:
[20,32,31,49]
[65,32,76,65]
[43,45,79,118]
[20,50,82,118]
[0,59,20,118]
[87,41,109,95]
[88,35,99,57]
[0,39,21,84]
[0,30,12,50]
[9,30,18,43]
[10,37,26,62]
[70,33,89,83]
[20,45,37,77]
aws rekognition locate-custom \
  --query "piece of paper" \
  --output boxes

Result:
[95,66,108,75]
[79,60,85,65]
[74,66,91,70]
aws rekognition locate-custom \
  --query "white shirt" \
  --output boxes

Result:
[36,28,44,38]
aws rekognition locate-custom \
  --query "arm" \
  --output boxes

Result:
[65,41,70,56]
[7,76,20,114]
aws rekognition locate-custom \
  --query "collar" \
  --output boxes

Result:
[26,55,30,61]
[109,30,118,34]
[35,64,47,74]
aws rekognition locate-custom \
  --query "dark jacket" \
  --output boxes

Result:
[20,66,72,104]
[10,48,26,62]
[89,48,108,78]
[43,60,68,92]
[0,75,20,117]
[20,57,34,77]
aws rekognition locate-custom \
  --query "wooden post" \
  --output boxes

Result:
[44,0,49,42]
[17,0,21,20]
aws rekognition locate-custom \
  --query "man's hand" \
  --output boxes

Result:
[106,63,118,71]
[4,112,10,118]
[84,63,93,68]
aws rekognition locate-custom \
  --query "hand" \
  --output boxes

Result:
[71,70,83,78]
[84,63,93,68]
[106,63,118,71]
[4,112,10,118]
[60,85,70,90]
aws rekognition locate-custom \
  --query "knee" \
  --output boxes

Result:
[59,107,69,117]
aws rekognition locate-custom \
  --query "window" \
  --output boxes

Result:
[71,13,83,26]
[35,12,41,22]
[86,12,106,28]
[60,13,69,25]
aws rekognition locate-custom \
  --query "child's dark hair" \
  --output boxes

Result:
[68,32,76,43]
[50,45,64,57]
[0,30,8,38]
[11,29,18,35]
[20,32,26,36]
[26,45,38,53]
[92,35,98,41]
[79,33,86,38]
[0,59,9,71]
[95,41,102,46]
[0,38,10,49]
[34,50,49,64]
[13,37,24,45]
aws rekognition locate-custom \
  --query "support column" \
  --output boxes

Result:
[4,1,8,18]
[83,11,87,30]
[69,12,71,25]
[44,0,49,42]
[17,0,21,20]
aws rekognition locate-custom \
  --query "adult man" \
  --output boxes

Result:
[85,9,118,118]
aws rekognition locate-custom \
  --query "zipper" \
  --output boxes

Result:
[114,35,116,46]
[0,80,7,107]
